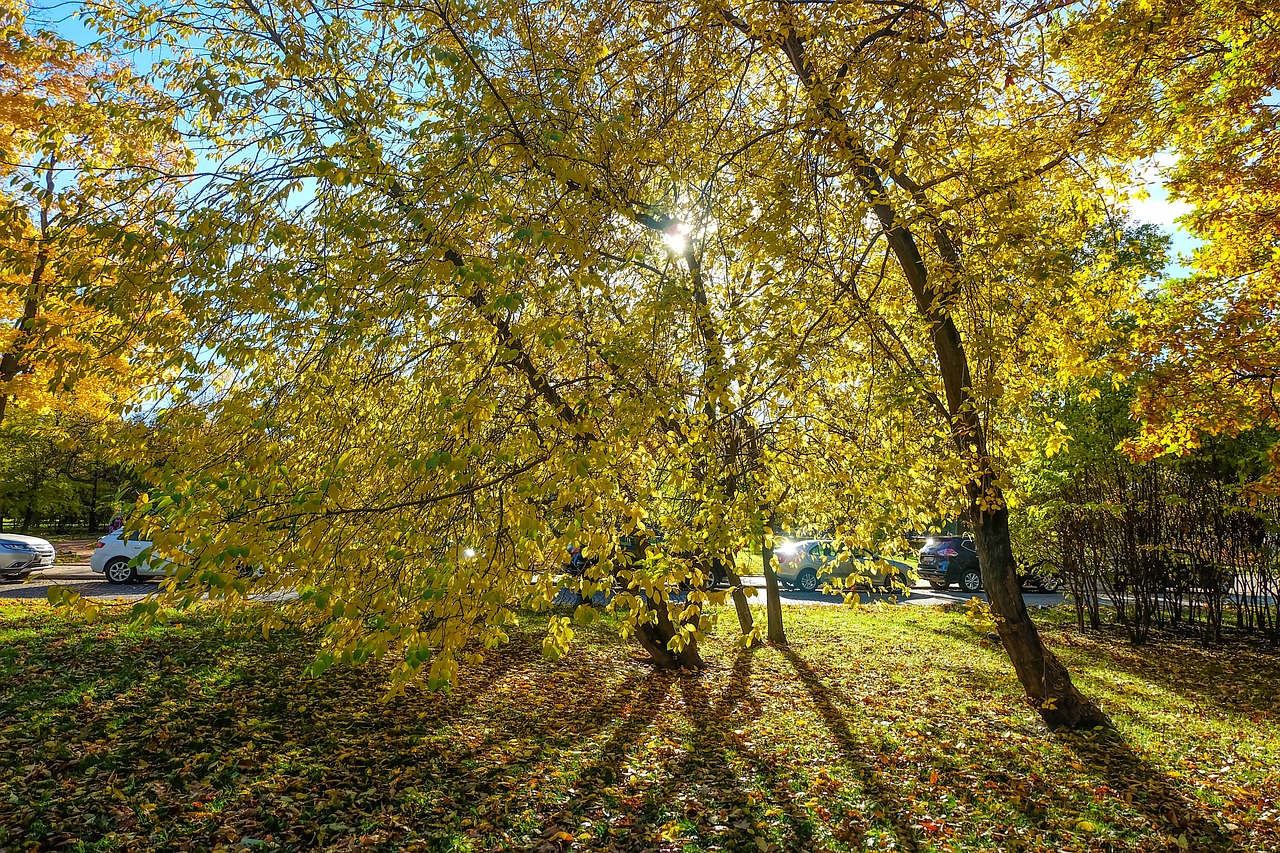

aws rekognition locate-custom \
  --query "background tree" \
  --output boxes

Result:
[0,0,189,427]
[1067,0,1280,489]
[0,396,136,534]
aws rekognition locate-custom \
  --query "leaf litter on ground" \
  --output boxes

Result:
[0,601,1277,853]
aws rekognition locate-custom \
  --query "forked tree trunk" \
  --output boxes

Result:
[634,600,706,669]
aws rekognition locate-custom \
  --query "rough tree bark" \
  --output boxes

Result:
[0,163,53,428]
[634,598,706,669]
[723,564,757,636]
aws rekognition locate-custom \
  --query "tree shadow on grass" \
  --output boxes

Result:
[673,645,808,847]
[1063,729,1252,853]
[553,643,826,852]
[925,617,1280,716]
[918,626,1258,853]
[1043,623,1280,715]
[0,618,659,852]
[780,645,922,853]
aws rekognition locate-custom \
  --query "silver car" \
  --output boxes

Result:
[775,539,914,592]
[1,533,57,581]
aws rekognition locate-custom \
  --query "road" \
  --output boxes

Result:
[1,564,166,602]
[733,575,1067,607]
[2,563,1068,607]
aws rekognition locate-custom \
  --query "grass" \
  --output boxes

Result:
[1,601,1278,853]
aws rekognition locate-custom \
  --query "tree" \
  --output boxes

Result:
[0,398,137,534]
[1066,0,1280,490]
[0,0,189,427]
[87,0,1186,728]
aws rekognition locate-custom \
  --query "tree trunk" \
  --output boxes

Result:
[768,12,1108,730]
[634,600,706,669]
[0,162,54,429]
[723,565,756,637]
[972,505,1109,729]
[88,469,99,533]
[763,516,787,644]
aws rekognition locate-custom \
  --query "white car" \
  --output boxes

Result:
[1,533,56,581]
[90,532,166,584]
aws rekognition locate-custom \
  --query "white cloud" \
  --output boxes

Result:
[1128,153,1203,274]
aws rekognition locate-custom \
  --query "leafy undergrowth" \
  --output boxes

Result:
[1,603,1277,853]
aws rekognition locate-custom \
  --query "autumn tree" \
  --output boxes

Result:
[80,0,1197,728]
[0,0,189,427]
[91,0,863,676]
[1065,0,1280,490]
[0,398,137,533]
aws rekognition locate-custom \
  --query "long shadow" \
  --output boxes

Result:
[574,671,677,788]
[1042,622,1280,714]
[924,615,1280,716]
[913,624,1260,852]
[1064,729,1251,853]
[1,617,656,852]
[781,646,922,853]
[676,644,831,849]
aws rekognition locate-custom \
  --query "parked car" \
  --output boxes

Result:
[918,536,1063,593]
[1019,561,1064,593]
[1104,548,1236,595]
[917,536,983,592]
[1165,550,1237,595]
[91,531,167,584]
[775,540,914,592]
[565,535,729,589]
[1,533,56,581]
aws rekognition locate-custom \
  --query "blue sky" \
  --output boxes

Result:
[1131,154,1202,275]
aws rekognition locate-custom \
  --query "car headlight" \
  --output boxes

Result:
[1,543,35,552]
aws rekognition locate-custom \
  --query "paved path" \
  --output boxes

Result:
[1,564,157,602]
[3,564,1067,607]
[734,575,1066,607]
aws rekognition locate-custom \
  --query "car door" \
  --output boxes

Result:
[829,543,861,580]
[123,532,153,572]
[862,552,893,587]
[832,547,864,583]
[809,542,837,578]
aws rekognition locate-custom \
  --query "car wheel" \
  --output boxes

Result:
[796,569,819,592]
[929,580,949,590]
[104,557,136,585]
[959,568,983,593]
[1036,575,1062,594]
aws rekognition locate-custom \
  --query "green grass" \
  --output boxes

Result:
[1,600,1277,853]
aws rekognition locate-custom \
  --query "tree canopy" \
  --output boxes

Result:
[23,0,1273,729]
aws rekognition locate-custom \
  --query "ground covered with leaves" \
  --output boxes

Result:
[2,602,1277,853]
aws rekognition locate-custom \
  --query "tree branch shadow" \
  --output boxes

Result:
[1064,729,1252,853]
[780,645,922,853]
